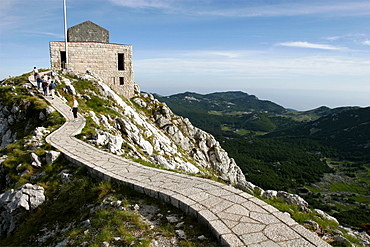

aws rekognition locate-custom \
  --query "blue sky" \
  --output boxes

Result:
[1,0,369,110]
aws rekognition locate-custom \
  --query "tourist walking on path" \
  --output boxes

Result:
[32,67,38,82]
[35,73,43,90]
[71,96,78,122]
[42,79,48,96]
[49,80,56,99]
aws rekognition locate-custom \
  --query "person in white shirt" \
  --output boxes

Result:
[71,96,78,122]
[33,67,39,82]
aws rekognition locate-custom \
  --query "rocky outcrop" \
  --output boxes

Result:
[26,127,51,150]
[78,73,254,190]
[314,209,339,224]
[0,97,53,149]
[0,101,23,149]
[0,183,45,237]
[261,190,309,211]
[46,150,61,165]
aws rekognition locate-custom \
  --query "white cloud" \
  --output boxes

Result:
[134,50,370,78]
[363,40,370,45]
[277,41,346,51]
[194,1,370,17]
[107,0,172,8]
[104,0,370,17]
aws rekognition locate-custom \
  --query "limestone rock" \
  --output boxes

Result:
[261,190,277,199]
[39,111,46,121]
[176,229,186,239]
[277,191,309,211]
[27,127,50,149]
[46,150,61,165]
[0,183,45,237]
[30,152,42,168]
[92,131,124,155]
[261,190,309,211]
[45,106,56,116]
[314,209,339,224]
[57,170,73,184]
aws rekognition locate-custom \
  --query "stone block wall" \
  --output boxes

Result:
[49,42,135,99]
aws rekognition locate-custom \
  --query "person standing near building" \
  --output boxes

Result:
[71,96,78,122]
[32,67,38,82]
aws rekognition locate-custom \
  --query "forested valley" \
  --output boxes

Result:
[154,91,370,229]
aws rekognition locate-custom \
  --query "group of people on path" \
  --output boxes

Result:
[33,67,56,99]
[33,67,78,122]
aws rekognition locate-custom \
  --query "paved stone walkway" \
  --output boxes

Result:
[31,75,330,246]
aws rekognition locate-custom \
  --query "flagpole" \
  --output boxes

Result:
[63,0,68,70]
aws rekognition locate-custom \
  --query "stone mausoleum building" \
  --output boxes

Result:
[49,21,135,98]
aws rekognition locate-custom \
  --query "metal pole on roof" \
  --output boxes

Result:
[63,0,68,70]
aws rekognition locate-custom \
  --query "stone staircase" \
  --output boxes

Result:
[30,75,330,246]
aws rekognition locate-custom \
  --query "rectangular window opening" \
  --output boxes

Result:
[118,53,124,70]
[60,51,66,69]
[119,77,124,85]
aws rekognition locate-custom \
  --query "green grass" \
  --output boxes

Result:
[348,196,370,203]
[330,182,368,194]
[305,185,323,193]
[262,197,339,233]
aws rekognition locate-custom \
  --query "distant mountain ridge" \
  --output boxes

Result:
[269,106,370,161]
[155,91,287,114]
[154,91,360,136]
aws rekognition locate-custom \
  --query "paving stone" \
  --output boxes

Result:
[249,240,280,247]
[291,224,330,247]
[242,201,269,213]
[221,219,241,229]
[239,232,269,245]
[198,209,218,225]
[232,222,266,235]
[194,182,221,191]
[249,196,268,206]
[208,219,233,236]
[224,204,251,217]
[208,188,235,197]
[217,211,243,223]
[199,195,225,208]
[250,211,281,225]
[277,238,316,247]
[262,204,280,214]
[272,211,298,227]
[263,223,301,242]
[223,193,250,204]
[210,199,235,214]
[220,233,244,247]
[187,190,212,202]
[239,215,260,224]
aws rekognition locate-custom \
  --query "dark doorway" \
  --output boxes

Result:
[119,77,124,85]
[60,51,66,69]
[118,53,124,70]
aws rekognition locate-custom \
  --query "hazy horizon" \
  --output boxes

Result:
[1,0,369,111]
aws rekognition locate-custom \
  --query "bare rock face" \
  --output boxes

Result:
[86,77,252,187]
[46,150,61,165]
[0,183,45,237]
[30,152,42,168]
